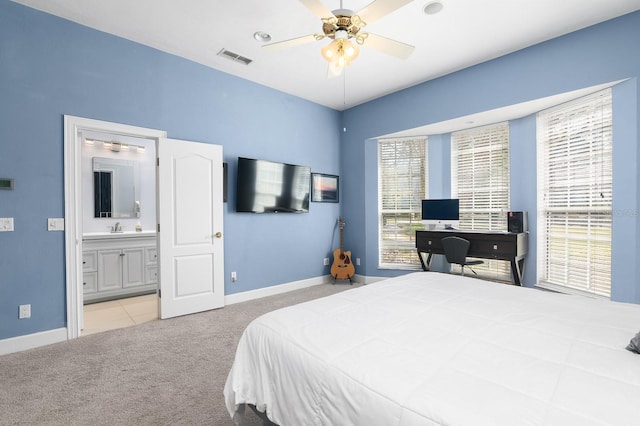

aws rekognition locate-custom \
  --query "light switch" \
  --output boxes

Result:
[48,218,65,231]
[0,218,14,232]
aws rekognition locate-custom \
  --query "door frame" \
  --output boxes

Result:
[64,115,166,339]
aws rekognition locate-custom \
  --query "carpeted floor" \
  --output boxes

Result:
[0,282,359,425]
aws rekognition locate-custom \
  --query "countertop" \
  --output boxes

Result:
[82,231,156,240]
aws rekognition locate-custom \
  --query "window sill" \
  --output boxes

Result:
[535,281,609,300]
[378,264,422,271]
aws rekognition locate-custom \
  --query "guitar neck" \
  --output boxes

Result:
[339,218,345,254]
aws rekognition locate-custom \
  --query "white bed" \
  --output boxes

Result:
[224,272,640,425]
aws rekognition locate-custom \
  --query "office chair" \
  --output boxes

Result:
[441,236,484,276]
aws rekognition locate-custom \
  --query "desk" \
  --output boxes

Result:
[416,230,528,285]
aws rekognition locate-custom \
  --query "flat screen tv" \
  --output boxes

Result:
[421,198,460,228]
[236,157,311,213]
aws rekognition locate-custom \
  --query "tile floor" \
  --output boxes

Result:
[82,293,158,336]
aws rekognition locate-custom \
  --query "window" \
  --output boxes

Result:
[451,123,511,278]
[537,90,612,297]
[378,138,427,268]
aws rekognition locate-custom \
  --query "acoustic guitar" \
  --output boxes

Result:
[331,217,355,282]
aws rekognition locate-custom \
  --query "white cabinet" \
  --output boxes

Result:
[82,233,157,303]
[145,247,158,284]
[98,249,124,291]
[122,248,145,288]
[82,251,98,294]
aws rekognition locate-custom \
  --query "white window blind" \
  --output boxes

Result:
[378,138,427,268]
[452,122,511,278]
[537,89,612,297]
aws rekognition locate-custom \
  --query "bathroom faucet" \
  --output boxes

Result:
[112,222,122,233]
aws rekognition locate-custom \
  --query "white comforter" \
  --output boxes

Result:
[224,272,640,425]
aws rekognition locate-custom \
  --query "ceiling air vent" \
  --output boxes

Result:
[217,49,252,66]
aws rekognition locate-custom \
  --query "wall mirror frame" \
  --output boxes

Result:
[92,157,140,218]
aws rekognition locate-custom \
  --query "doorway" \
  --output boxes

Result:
[79,128,159,335]
[64,116,226,340]
[64,116,167,339]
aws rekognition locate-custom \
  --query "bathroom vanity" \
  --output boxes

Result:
[82,231,157,303]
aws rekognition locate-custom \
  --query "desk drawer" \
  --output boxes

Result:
[472,240,517,260]
[416,234,443,252]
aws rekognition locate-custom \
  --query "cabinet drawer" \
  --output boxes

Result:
[82,251,98,272]
[83,272,98,294]
[146,265,158,284]
[145,247,157,265]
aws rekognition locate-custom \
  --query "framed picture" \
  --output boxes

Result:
[311,173,339,203]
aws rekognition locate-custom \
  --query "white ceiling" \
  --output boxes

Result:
[11,0,640,111]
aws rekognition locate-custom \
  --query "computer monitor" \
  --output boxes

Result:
[421,199,460,229]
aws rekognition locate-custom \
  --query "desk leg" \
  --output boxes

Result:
[417,251,433,271]
[510,257,525,286]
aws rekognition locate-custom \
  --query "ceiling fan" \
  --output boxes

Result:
[263,0,416,77]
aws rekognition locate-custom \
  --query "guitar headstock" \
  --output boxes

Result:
[338,217,345,229]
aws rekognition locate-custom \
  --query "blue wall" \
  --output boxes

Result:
[1,1,639,343]
[0,1,341,340]
[342,11,640,303]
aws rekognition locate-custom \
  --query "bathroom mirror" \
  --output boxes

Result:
[92,157,140,218]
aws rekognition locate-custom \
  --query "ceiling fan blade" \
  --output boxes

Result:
[365,33,415,59]
[298,0,335,20]
[263,34,318,51]
[357,0,415,25]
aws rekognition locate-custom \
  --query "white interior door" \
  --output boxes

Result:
[157,138,224,319]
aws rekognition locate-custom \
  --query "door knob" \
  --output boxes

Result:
[214,232,222,238]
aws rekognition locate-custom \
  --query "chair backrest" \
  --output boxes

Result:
[441,236,471,265]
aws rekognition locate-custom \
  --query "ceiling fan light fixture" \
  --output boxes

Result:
[342,39,359,62]
[321,29,360,66]
[321,41,338,61]
[323,37,359,77]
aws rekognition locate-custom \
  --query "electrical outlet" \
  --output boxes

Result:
[19,304,31,319]
[231,271,237,282]
[323,258,329,266]
[356,258,361,266]
[0,217,14,232]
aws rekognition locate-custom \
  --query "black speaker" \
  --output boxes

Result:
[508,211,528,233]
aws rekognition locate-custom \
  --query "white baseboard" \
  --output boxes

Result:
[1,275,380,356]
[224,275,334,306]
[0,328,67,356]
[224,274,387,306]
[353,274,388,285]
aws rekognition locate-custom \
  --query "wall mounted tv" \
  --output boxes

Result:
[236,157,311,213]
[421,198,460,228]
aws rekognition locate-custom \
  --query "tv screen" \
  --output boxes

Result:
[421,199,459,221]
[236,157,311,213]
